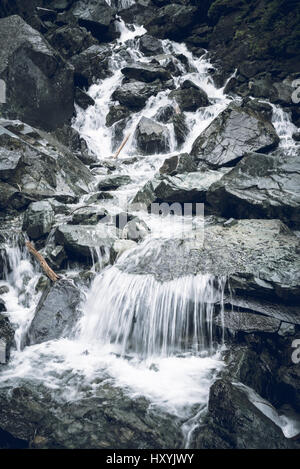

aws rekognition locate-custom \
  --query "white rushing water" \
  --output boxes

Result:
[1,16,299,446]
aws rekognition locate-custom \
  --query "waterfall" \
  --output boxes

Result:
[79,268,226,357]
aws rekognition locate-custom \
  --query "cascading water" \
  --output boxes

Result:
[1,14,299,448]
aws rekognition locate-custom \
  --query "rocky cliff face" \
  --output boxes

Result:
[0,0,299,451]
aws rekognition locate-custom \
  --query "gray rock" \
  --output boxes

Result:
[277,365,300,412]
[191,102,280,167]
[133,169,229,207]
[27,279,82,345]
[0,16,74,131]
[145,4,198,41]
[207,150,300,228]
[70,0,117,41]
[97,175,132,191]
[195,379,295,449]
[0,120,94,208]
[134,117,170,155]
[112,81,161,111]
[75,87,95,110]
[0,380,182,448]
[121,62,171,83]
[22,201,55,240]
[106,105,130,127]
[159,153,197,176]
[172,113,188,147]
[70,45,112,88]
[278,322,296,337]
[292,131,300,142]
[45,24,98,60]
[169,87,209,112]
[118,219,300,305]
[122,218,150,242]
[0,314,14,363]
[70,206,109,225]
[214,311,281,334]
[55,224,118,261]
[139,34,164,56]
[155,105,176,124]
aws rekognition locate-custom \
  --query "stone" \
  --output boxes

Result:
[45,24,98,59]
[191,102,280,167]
[0,120,94,207]
[145,4,198,41]
[159,153,197,176]
[0,16,74,131]
[214,310,281,334]
[117,218,300,306]
[27,279,82,345]
[112,82,161,111]
[195,379,295,449]
[70,0,117,41]
[169,87,209,112]
[74,88,95,110]
[106,106,130,127]
[133,169,229,207]
[121,63,171,83]
[139,34,164,56]
[70,45,112,88]
[134,117,170,155]
[207,150,300,228]
[97,175,132,191]
[55,224,118,262]
[22,201,55,240]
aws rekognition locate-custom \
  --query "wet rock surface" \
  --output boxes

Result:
[0,380,182,449]
[27,279,82,345]
[134,117,170,155]
[191,102,280,167]
[0,15,74,131]
[207,150,300,228]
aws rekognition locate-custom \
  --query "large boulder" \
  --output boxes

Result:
[22,201,55,240]
[145,4,198,40]
[118,219,300,305]
[133,169,229,207]
[207,150,300,229]
[139,34,164,56]
[0,16,74,131]
[121,63,171,83]
[70,44,112,88]
[195,379,295,449]
[45,24,98,60]
[97,175,132,191]
[112,82,161,111]
[27,279,82,345]
[159,153,197,176]
[70,0,117,42]
[134,117,170,155]
[169,87,209,112]
[0,120,94,209]
[191,102,280,167]
[0,380,182,448]
[55,224,118,262]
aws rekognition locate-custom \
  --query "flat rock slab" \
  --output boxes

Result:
[191,102,279,167]
[207,150,300,229]
[214,310,281,333]
[118,219,300,306]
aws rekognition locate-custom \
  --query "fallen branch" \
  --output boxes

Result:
[26,241,60,282]
[113,133,130,159]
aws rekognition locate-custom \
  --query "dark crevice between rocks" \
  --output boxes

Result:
[0,428,29,449]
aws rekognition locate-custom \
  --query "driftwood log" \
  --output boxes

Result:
[113,133,130,159]
[26,241,60,282]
